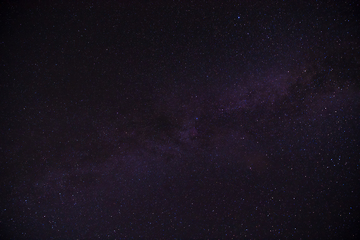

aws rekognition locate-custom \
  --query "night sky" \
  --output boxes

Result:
[1,0,360,239]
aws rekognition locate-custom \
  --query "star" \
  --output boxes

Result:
[1,1,359,239]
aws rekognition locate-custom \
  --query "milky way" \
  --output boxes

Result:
[1,1,359,239]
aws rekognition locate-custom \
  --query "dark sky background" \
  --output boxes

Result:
[1,0,359,239]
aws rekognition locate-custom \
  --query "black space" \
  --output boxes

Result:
[1,0,360,239]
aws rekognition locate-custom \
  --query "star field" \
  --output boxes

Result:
[1,0,359,239]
